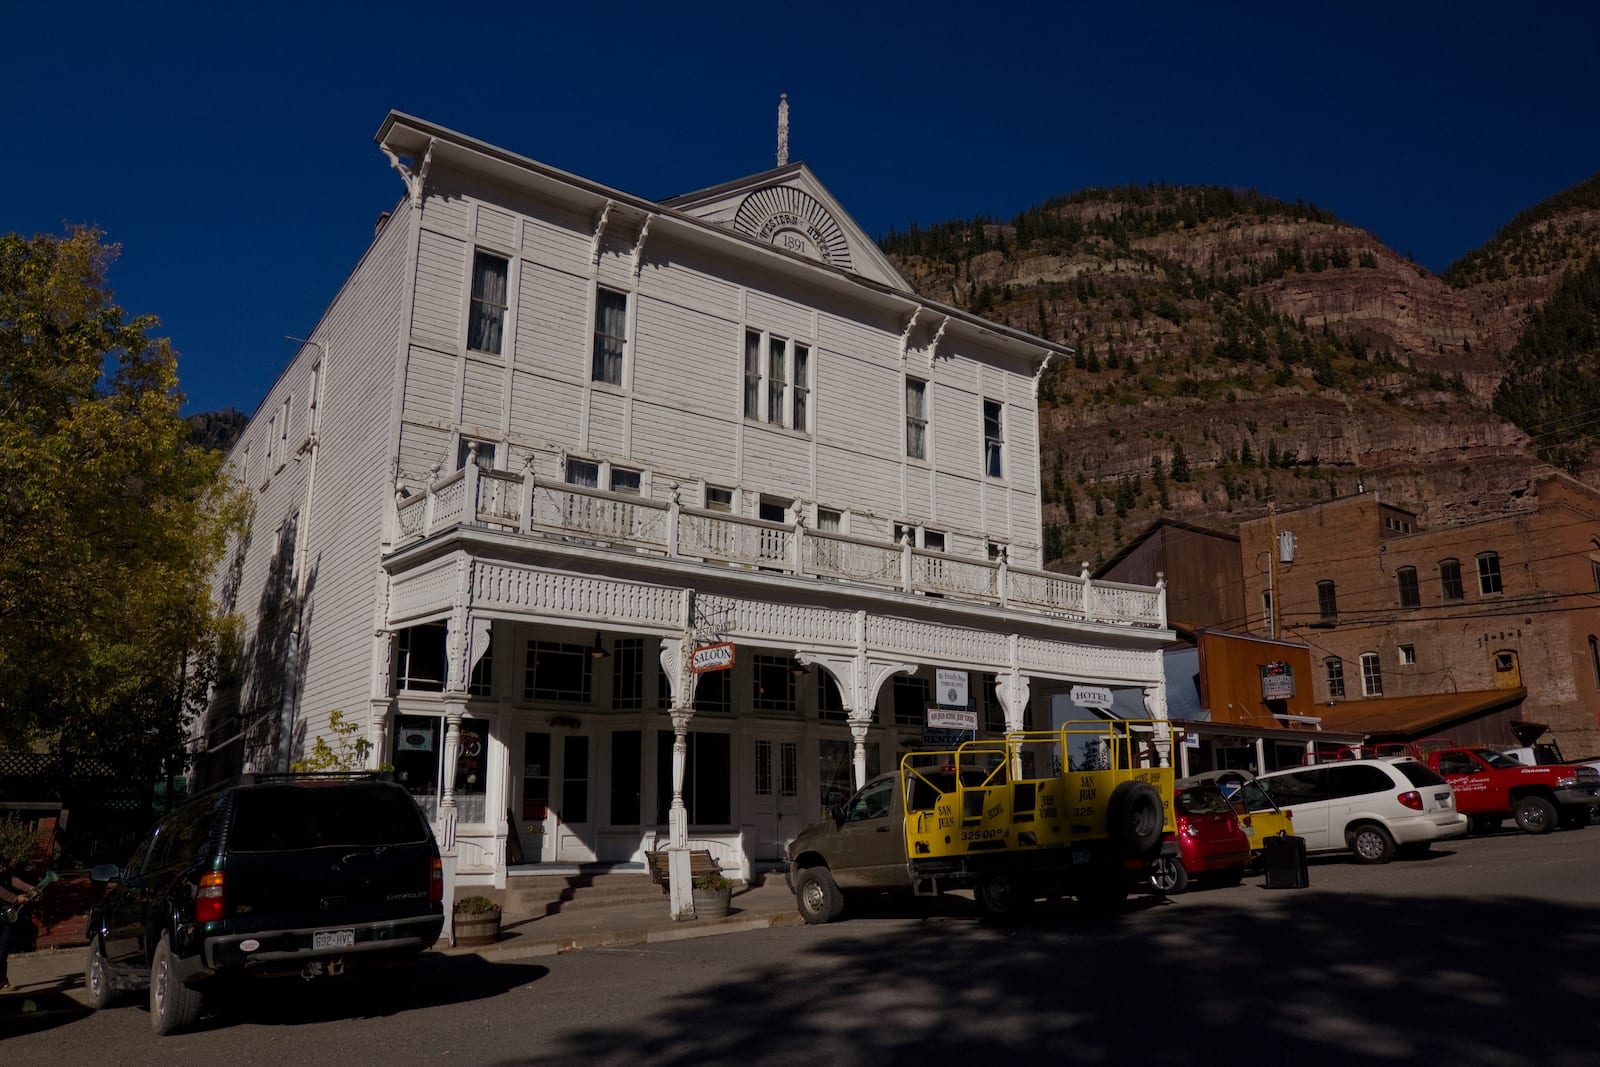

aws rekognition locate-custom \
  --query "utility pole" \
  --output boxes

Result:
[1267,502,1281,639]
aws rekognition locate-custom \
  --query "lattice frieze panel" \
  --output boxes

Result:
[471,564,684,628]
[388,558,461,623]
[396,495,426,538]
[868,615,1010,665]
[1017,637,1162,685]
[433,475,467,527]
[696,594,856,647]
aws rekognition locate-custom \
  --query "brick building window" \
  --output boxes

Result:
[1316,580,1338,624]
[1360,652,1383,697]
[1477,552,1503,595]
[1398,644,1416,666]
[1590,636,1600,688]
[1439,558,1464,601]
[1396,567,1420,608]
[1325,657,1345,699]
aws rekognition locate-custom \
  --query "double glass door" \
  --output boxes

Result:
[517,730,593,864]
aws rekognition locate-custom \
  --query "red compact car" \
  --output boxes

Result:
[1149,784,1251,894]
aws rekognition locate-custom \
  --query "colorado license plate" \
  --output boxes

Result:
[313,929,355,950]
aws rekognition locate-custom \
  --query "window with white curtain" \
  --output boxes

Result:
[592,287,627,385]
[468,251,509,354]
[743,328,811,432]
[906,377,928,459]
[983,399,1004,477]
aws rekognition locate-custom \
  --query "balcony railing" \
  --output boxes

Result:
[392,466,1166,628]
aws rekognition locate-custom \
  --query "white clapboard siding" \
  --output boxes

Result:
[475,204,517,251]
[816,444,901,509]
[746,290,813,340]
[632,296,741,419]
[412,230,466,350]
[739,426,812,499]
[509,370,584,447]
[630,401,738,476]
[933,471,983,532]
[519,204,593,273]
[461,355,505,435]
[421,190,470,235]
[637,245,743,319]
[397,423,451,487]
[514,267,588,380]
[817,305,901,362]
[402,346,459,427]
[905,466,934,520]
[817,350,900,456]
[585,389,627,457]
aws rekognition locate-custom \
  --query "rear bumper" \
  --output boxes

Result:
[182,914,444,983]
[1390,812,1469,845]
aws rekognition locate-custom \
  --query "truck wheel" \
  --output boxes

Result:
[975,874,1028,919]
[794,867,845,924]
[1514,795,1557,834]
[1348,823,1395,864]
[149,932,204,1035]
[86,936,117,1010]
[1107,781,1165,857]
[1149,856,1188,895]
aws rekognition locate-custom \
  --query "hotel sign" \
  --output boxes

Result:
[690,643,735,673]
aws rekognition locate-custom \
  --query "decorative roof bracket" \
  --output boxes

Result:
[381,137,436,209]
[590,200,615,269]
[1031,351,1056,398]
[898,307,921,362]
[926,315,950,367]
[631,214,654,280]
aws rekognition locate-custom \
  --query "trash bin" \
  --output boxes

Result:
[1262,834,1309,889]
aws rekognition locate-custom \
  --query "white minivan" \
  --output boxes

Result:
[1256,758,1468,863]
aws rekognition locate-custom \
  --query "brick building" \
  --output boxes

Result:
[1237,473,1600,755]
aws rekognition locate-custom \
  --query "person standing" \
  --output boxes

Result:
[0,859,39,992]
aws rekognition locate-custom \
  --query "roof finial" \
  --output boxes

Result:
[776,93,789,167]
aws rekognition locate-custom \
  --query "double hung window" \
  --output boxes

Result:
[1439,559,1464,601]
[1316,580,1338,623]
[744,329,811,432]
[1477,552,1503,595]
[906,378,928,459]
[983,399,1004,477]
[1396,566,1420,608]
[1360,652,1383,697]
[468,251,509,355]
[1325,657,1345,699]
[592,287,627,385]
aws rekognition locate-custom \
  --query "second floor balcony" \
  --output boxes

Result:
[392,464,1166,630]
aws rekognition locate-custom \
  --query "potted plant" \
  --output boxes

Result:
[453,894,502,946]
[691,871,734,918]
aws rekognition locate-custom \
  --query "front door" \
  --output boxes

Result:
[518,730,596,864]
[750,737,803,861]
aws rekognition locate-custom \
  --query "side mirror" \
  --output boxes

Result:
[90,863,121,884]
[831,804,846,827]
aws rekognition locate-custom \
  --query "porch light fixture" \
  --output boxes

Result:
[589,632,610,660]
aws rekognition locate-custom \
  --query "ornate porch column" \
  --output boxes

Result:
[1143,684,1172,768]
[659,633,701,919]
[994,670,1032,734]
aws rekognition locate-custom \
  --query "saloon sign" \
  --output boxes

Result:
[690,643,736,673]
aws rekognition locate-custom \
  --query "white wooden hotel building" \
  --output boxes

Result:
[204,110,1171,912]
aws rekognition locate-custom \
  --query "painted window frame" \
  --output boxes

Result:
[1476,552,1503,595]
[1324,657,1346,699]
[591,285,629,386]
[1360,652,1383,697]
[743,327,813,433]
[906,376,929,460]
[983,398,1005,478]
[467,249,511,356]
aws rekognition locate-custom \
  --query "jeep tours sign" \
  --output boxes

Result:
[1260,661,1295,701]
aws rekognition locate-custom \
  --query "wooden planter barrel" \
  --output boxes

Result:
[692,886,732,919]
[454,906,502,946]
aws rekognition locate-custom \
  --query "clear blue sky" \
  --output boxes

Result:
[7,2,1598,417]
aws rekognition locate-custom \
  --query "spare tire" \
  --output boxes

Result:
[1107,780,1165,856]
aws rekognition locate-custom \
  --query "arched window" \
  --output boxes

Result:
[1439,558,1464,601]
[1360,652,1383,697]
[1396,566,1420,608]
[1477,552,1503,595]
[1316,580,1338,623]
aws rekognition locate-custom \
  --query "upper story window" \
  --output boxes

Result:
[1325,657,1345,699]
[397,622,448,692]
[468,251,509,355]
[983,399,1004,478]
[705,485,734,512]
[609,467,641,495]
[1477,552,1503,595]
[592,287,628,385]
[1439,558,1464,601]
[1591,557,1600,593]
[457,437,497,470]
[565,458,600,488]
[906,377,928,460]
[1360,652,1383,697]
[1316,580,1338,623]
[1396,566,1420,608]
[525,640,593,703]
[1398,644,1417,666]
[744,329,811,432]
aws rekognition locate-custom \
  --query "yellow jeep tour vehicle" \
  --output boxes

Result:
[786,720,1176,922]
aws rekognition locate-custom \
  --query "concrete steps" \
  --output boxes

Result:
[499,870,669,919]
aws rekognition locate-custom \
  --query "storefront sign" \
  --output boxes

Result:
[690,642,735,673]
[936,669,969,708]
[1070,685,1114,710]
[926,706,979,732]
[1260,661,1295,701]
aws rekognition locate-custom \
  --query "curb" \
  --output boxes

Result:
[448,908,803,961]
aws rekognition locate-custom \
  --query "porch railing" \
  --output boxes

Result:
[391,467,1165,628]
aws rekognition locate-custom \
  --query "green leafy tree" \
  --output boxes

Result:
[0,228,244,774]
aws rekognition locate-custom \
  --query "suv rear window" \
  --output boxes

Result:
[1393,761,1447,787]
[229,783,432,852]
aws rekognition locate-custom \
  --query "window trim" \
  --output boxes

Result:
[1396,566,1420,609]
[906,376,929,461]
[591,285,629,387]
[1439,558,1464,602]
[1476,552,1503,596]
[1316,579,1338,624]
[1324,657,1346,699]
[1359,652,1383,697]
[982,398,1005,479]
[743,328,813,433]
[467,249,511,356]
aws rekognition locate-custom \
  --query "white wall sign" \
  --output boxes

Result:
[926,707,979,732]
[936,669,969,708]
[1070,684,1114,710]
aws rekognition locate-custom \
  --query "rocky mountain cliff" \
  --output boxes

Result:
[883,175,1600,568]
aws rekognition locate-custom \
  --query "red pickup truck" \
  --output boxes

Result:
[1408,741,1600,834]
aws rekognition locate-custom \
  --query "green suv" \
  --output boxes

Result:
[85,772,444,1034]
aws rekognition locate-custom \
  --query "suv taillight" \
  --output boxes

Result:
[429,856,443,903]
[1398,789,1424,811]
[196,870,225,923]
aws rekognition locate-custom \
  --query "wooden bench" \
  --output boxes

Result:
[645,849,719,893]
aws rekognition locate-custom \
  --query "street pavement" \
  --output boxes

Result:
[0,871,802,1024]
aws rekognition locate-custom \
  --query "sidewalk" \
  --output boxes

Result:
[0,872,803,1014]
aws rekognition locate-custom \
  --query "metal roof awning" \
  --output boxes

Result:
[1312,688,1527,739]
